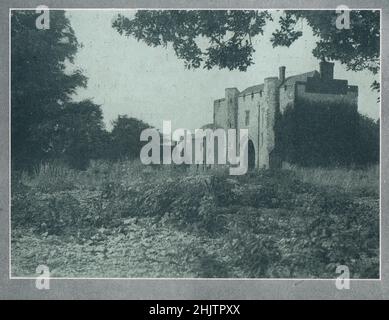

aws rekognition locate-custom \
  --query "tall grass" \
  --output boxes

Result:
[284,163,379,196]
[16,160,208,192]
[15,160,379,198]
[15,163,77,192]
[12,160,380,278]
[17,161,146,191]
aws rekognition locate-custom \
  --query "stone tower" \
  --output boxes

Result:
[225,88,239,129]
[212,62,358,170]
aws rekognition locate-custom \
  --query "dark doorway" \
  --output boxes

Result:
[248,139,256,170]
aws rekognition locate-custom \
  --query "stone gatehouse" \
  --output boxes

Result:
[211,61,358,169]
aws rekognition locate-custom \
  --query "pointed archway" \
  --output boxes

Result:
[248,139,256,170]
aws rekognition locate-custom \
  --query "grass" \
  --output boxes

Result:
[11,160,380,279]
[284,163,379,196]
[21,161,379,195]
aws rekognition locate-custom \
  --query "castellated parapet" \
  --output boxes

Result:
[212,62,359,169]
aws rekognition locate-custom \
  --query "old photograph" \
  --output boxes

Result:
[10,8,380,279]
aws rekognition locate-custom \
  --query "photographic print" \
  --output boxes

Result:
[10,8,380,280]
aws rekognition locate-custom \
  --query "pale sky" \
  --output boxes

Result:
[66,10,380,131]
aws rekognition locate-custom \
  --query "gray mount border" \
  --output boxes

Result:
[0,0,387,299]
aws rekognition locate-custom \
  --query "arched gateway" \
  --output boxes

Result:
[248,139,255,170]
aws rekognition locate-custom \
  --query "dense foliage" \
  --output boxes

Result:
[109,115,152,161]
[12,164,379,278]
[11,11,88,170]
[275,99,380,167]
[113,10,380,77]
[11,11,152,170]
[113,10,272,71]
[11,11,85,112]
[272,10,380,75]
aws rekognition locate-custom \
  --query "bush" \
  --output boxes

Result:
[276,99,379,167]
[12,161,379,278]
[225,183,379,278]
[12,189,85,234]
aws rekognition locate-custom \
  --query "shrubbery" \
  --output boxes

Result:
[276,99,379,167]
[12,165,379,278]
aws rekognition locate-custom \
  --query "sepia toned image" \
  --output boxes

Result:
[10,8,380,280]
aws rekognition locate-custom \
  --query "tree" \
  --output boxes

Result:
[112,10,379,76]
[52,100,107,169]
[11,10,87,170]
[275,99,379,167]
[356,115,380,165]
[113,10,272,71]
[271,10,380,75]
[110,115,152,161]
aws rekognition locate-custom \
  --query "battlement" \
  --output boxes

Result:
[212,62,358,169]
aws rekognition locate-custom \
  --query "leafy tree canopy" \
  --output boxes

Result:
[10,11,114,171]
[53,100,107,169]
[110,115,153,160]
[271,10,380,75]
[12,10,87,108]
[276,99,379,167]
[113,10,380,75]
[113,10,272,71]
[11,10,88,169]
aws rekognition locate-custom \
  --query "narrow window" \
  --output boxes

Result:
[262,111,265,127]
[259,90,263,97]
[245,110,250,126]
[251,92,254,100]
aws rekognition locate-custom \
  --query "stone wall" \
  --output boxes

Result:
[213,63,359,170]
[296,83,358,111]
[259,77,280,168]
[214,99,227,129]
[279,83,296,114]
[236,91,261,167]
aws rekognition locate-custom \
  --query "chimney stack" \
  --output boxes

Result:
[320,61,334,80]
[279,66,286,82]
